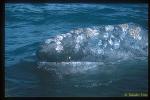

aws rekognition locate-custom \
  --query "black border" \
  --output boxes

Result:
[4,0,149,3]
[1,0,149,100]
[1,0,5,100]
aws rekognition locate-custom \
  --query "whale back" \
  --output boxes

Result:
[36,23,148,62]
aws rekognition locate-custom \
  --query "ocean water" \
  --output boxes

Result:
[5,3,148,97]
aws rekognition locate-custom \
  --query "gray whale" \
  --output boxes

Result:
[36,23,148,74]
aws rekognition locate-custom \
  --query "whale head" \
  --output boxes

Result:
[36,23,148,75]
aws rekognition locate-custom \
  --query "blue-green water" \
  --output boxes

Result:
[5,3,148,97]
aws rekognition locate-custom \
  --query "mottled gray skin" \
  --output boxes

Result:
[37,23,148,63]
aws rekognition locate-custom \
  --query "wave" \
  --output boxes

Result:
[36,23,148,74]
[37,61,104,76]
